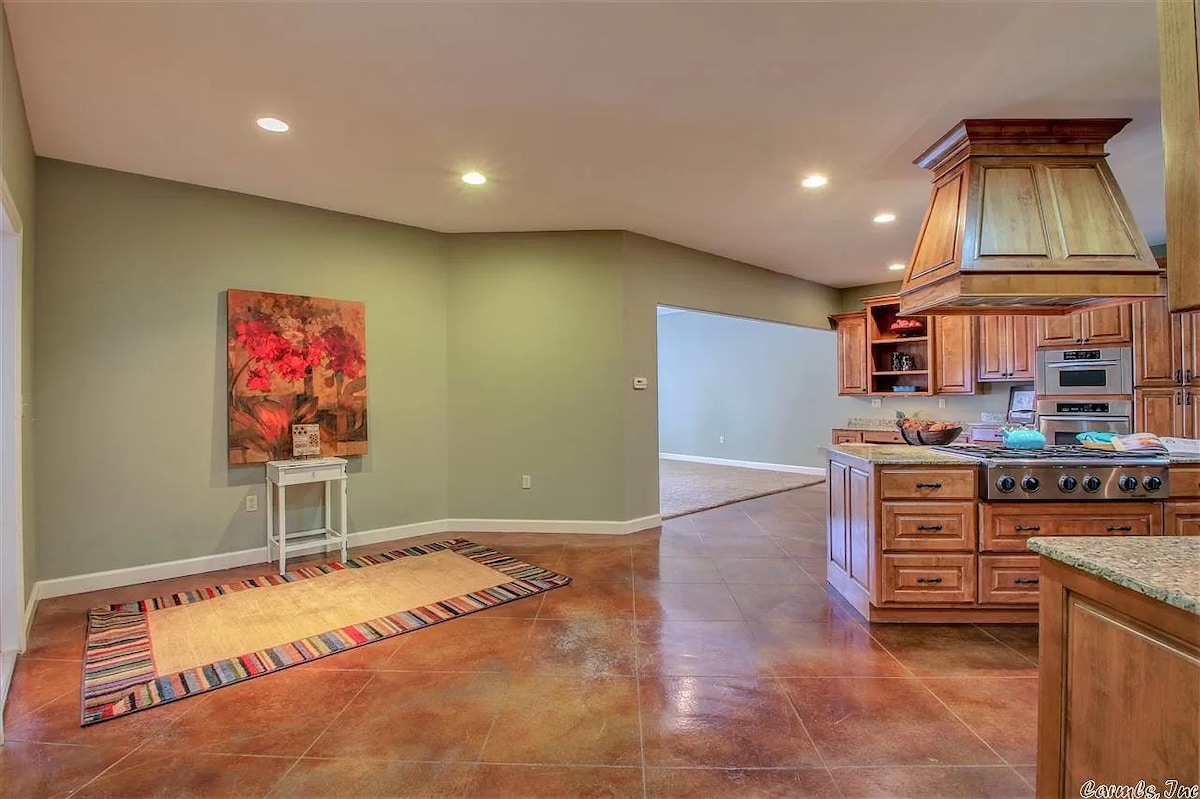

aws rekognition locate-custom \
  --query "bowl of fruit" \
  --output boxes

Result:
[896,416,963,446]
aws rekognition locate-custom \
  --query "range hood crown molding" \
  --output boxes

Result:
[898,117,1163,317]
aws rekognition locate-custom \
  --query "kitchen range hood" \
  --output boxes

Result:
[898,119,1164,317]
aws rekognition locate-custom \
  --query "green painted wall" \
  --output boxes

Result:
[34,160,449,580]
[446,232,626,520]
[1,4,36,604]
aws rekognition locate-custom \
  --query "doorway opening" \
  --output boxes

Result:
[655,306,832,520]
[0,175,26,732]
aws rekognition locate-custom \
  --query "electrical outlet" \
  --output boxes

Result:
[871,398,882,408]
[245,494,258,512]
[521,474,532,489]
[938,398,946,409]
[719,436,725,444]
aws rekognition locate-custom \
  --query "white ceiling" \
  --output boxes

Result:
[6,1,1165,288]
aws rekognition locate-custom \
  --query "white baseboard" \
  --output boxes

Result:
[660,452,825,476]
[29,514,663,600]
[23,584,38,641]
[449,514,661,535]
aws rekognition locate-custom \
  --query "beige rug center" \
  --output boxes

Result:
[146,550,508,674]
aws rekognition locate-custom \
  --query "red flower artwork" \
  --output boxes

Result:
[227,289,368,464]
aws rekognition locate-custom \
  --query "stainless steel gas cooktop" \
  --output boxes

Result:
[931,445,1169,501]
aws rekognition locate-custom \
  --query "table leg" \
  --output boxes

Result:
[278,484,287,574]
[265,478,273,563]
[340,477,348,563]
[324,479,332,556]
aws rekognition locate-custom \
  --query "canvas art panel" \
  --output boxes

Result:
[227,289,368,464]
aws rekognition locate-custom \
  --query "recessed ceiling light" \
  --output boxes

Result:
[256,117,289,133]
[801,174,828,188]
[874,213,896,224]
[461,171,487,185]
[888,263,906,271]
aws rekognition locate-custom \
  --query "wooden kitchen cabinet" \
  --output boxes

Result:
[1036,555,1199,798]
[981,503,1161,552]
[1036,304,1133,348]
[1183,311,1200,386]
[830,311,869,396]
[977,315,1036,381]
[1133,296,1180,386]
[1165,502,1200,536]
[1134,387,1185,438]
[934,315,976,394]
[832,429,864,444]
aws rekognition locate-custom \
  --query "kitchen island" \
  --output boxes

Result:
[823,443,1192,624]
[1030,536,1199,798]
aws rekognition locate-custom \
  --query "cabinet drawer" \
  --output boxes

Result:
[1172,466,1200,499]
[880,554,976,604]
[1166,502,1200,536]
[880,468,977,500]
[863,431,905,444]
[980,503,1160,552]
[273,463,347,485]
[832,430,864,444]
[882,501,977,551]
[979,555,1041,604]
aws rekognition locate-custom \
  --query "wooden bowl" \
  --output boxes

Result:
[897,423,963,446]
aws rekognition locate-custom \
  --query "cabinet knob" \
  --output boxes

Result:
[1176,369,1183,384]
[916,576,944,584]
[916,525,944,532]
[1107,525,1133,532]
[1013,577,1040,586]
[915,482,943,489]
[1014,525,1041,532]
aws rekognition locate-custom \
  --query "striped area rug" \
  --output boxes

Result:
[81,539,570,726]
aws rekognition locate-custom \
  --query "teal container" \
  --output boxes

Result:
[1001,427,1047,450]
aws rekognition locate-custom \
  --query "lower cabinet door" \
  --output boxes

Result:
[880,554,976,604]
[978,555,1041,604]
[1166,502,1200,536]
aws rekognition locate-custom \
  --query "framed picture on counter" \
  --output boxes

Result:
[1008,387,1036,424]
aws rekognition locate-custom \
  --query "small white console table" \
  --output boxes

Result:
[265,457,349,574]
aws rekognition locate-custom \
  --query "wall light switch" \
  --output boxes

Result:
[719,436,725,444]
[521,474,532,489]
[871,398,882,408]
[245,495,258,512]
[938,398,946,409]
[632,377,648,390]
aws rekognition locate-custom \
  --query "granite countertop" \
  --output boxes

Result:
[1027,537,1200,615]
[821,444,979,465]
[840,418,975,431]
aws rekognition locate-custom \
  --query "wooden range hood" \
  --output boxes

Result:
[898,118,1164,317]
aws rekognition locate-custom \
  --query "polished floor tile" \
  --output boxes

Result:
[781,677,1004,767]
[830,765,1033,798]
[639,675,823,767]
[5,484,1041,798]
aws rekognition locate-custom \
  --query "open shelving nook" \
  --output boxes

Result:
[865,295,934,396]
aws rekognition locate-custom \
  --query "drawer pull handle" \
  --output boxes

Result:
[915,482,943,489]
[916,525,944,532]
[1013,578,1040,585]
[1014,525,1041,532]
[1106,525,1133,532]
[916,576,944,584]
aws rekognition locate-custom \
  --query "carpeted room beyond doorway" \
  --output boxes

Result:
[659,459,824,519]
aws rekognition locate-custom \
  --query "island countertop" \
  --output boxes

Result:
[821,443,979,465]
[1027,536,1200,615]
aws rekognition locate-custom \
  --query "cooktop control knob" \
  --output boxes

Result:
[1143,475,1164,492]
[996,476,1016,493]
[1082,475,1103,493]
[1058,475,1078,492]
[1118,475,1138,493]
[1020,475,1040,492]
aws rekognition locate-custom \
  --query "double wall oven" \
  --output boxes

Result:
[1035,346,1134,441]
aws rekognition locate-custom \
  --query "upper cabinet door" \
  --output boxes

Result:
[1133,297,1177,387]
[1037,315,1081,347]
[977,316,1008,380]
[835,313,870,395]
[1082,305,1133,345]
[1182,311,1200,387]
[1008,317,1037,380]
[935,316,976,394]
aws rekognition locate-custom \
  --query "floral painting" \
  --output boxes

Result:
[227,289,367,464]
